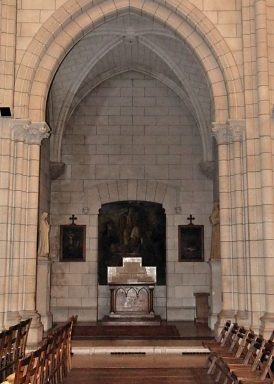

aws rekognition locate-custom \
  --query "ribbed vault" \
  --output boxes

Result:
[47,13,213,162]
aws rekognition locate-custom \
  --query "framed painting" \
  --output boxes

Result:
[178,225,204,262]
[60,224,86,262]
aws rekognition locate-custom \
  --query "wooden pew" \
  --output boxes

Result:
[0,319,32,382]
[229,340,274,384]
[1,316,76,384]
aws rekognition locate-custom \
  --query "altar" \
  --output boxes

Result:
[103,257,160,325]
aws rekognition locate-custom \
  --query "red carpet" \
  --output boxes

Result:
[72,324,180,339]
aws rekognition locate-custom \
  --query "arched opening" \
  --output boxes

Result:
[23,0,244,327]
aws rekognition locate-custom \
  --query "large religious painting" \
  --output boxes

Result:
[178,225,204,262]
[98,201,166,285]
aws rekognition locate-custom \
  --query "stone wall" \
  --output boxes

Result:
[50,71,212,322]
[14,0,243,71]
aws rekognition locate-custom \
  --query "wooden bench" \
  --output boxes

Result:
[206,321,274,384]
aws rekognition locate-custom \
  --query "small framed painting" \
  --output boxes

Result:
[178,225,204,262]
[60,224,86,262]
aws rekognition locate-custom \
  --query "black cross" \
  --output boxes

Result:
[69,214,77,225]
[187,214,195,225]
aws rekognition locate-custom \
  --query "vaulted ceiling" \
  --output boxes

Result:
[47,13,213,160]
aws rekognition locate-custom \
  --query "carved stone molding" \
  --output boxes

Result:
[12,119,31,142]
[11,120,50,144]
[50,161,65,180]
[212,120,245,144]
[199,161,215,180]
[26,122,51,144]
[212,122,230,144]
[228,119,245,142]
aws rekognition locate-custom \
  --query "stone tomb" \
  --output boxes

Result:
[104,257,160,325]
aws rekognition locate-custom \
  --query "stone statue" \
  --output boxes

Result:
[209,202,220,260]
[38,212,50,257]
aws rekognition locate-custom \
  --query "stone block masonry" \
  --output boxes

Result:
[50,71,212,322]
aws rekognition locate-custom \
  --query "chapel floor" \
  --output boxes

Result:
[71,321,214,354]
[64,321,215,383]
[64,355,214,384]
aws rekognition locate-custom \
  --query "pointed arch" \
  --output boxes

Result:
[14,0,244,124]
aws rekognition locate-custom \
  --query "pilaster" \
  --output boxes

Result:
[208,260,222,329]
[212,120,246,332]
[0,1,17,108]
[254,0,274,336]
[0,118,50,345]
[36,258,53,331]
[212,121,235,332]
[230,121,250,326]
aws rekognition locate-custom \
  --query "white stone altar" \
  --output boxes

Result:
[104,257,159,325]
[108,257,156,285]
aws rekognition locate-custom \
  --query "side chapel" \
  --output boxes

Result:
[0,0,274,346]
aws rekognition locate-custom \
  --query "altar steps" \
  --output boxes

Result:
[72,342,210,355]
[63,354,214,384]
[71,321,214,355]
[101,314,162,326]
[72,320,214,340]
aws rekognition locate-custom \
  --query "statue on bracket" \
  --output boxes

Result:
[38,212,50,258]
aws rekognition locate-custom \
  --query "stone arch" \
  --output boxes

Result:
[87,180,179,216]
[87,179,178,319]
[14,0,244,124]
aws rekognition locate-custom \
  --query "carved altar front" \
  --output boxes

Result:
[104,257,160,325]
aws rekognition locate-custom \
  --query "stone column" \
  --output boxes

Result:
[229,121,250,326]
[23,122,50,346]
[199,161,222,329]
[36,258,52,331]
[254,0,274,336]
[0,1,16,108]
[212,122,236,332]
[240,0,269,334]
[208,259,222,329]
[5,139,29,327]
[0,118,50,347]
[0,118,18,329]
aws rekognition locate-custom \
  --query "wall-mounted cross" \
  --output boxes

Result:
[69,214,77,225]
[187,214,195,225]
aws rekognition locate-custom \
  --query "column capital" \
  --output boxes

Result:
[11,119,51,144]
[212,122,230,144]
[228,119,245,142]
[212,120,245,144]
[12,119,31,142]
